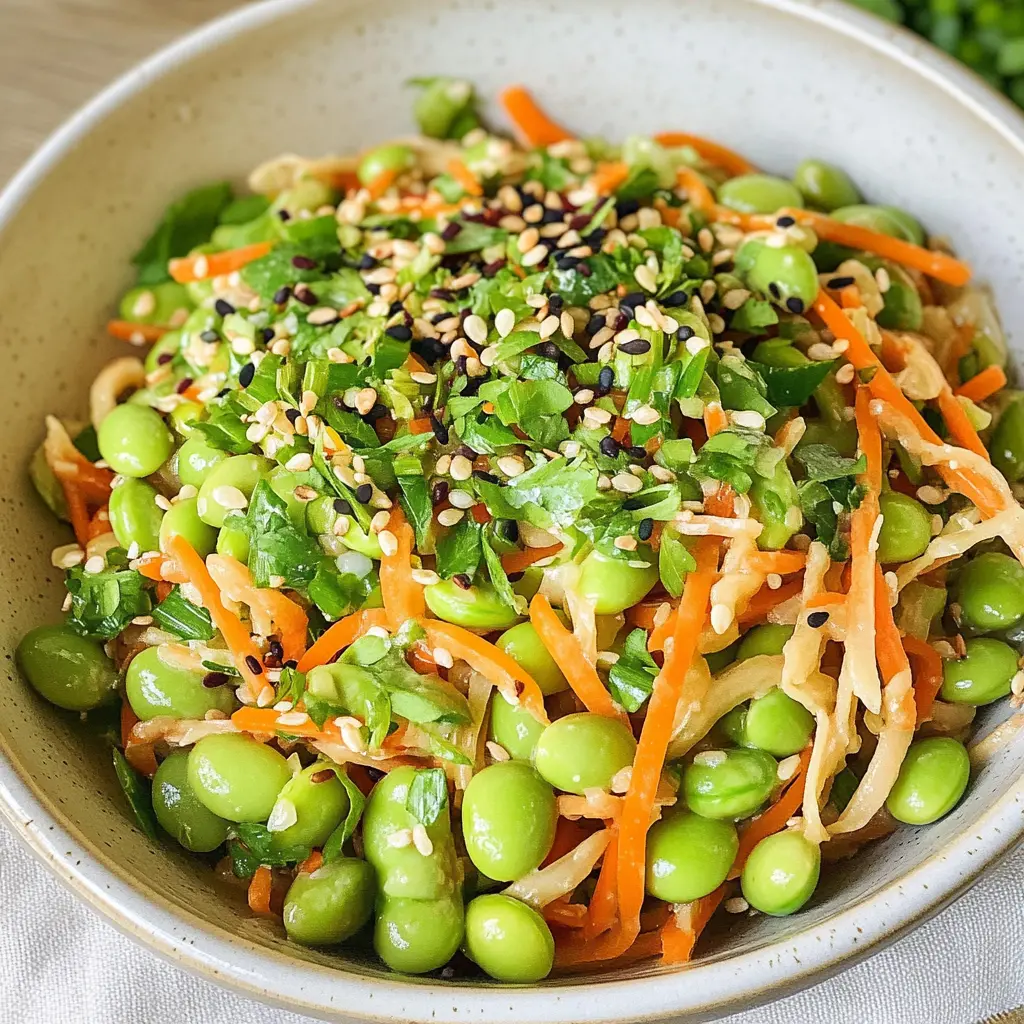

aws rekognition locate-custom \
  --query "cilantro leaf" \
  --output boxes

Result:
[240,241,334,301]
[608,629,659,713]
[65,560,150,639]
[659,529,695,598]
[444,222,507,254]
[475,455,598,529]
[717,355,776,419]
[749,359,839,408]
[321,766,367,860]
[729,298,779,335]
[152,586,215,641]
[227,822,311,878]
[406,767,449,827]
[481,529,519,611]
[435,515,483,580]
[794,443,867,482]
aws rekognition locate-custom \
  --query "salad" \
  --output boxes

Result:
[16,79,1024,982]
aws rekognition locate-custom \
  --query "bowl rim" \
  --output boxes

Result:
[1,0,1024,1020]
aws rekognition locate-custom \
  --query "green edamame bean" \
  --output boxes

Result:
[187,733,292,822]
[705,640,739,675]
[119,281,192,326]
[16,624,118,711]
[645,810,738,903]
[414,78,477,139]
[577,549,659,615]
[683,747,778,821]
[941,637,1018,706]
[97,404,174,478]
[109,478,164,552]
[159,496,218,558]
[831,204,924,244]
[796,417,858,456]
[196,454,273,527]
[992,398,1024,483]
[741,830,820,915]
[464,894,554,983]
[876,491,932,563]
[423,580,521,630]
[738,240,820,315]
[126,645,234,721]
[283,858,376,946]
[144,331,181,374]
[152,750,230,853]
[736,624,794,662]
[216,525,250,562]
[956,552,1024,631]
[858,257,923,331]
[488,692,545,761]
[886,736,970,825]
[357,144,415,186]
[462,762,556,881]
[744,688,815,757]
[267,468,314,531]
[168,400,204,438]
[717,174,804,215]
[175,435,227,489]
[29,442,67,519]
[375,894,464,974]
[496,621,567,695]
[306,495,337,535]
[792,159,861,211]
[273,178,335,217]
[716,704,748,746]
[269,764,350,853]
[533,713,637,795]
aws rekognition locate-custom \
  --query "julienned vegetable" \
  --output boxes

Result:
[19,81,1023,983]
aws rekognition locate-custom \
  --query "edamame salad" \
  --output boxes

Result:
[18,79,1024,980]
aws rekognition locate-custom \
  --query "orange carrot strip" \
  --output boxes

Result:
[873,565,909,684]
[501,543,562,574]
[232,706,334,741]
[164,535,265,700]
[134,554,167,581]
[296,608,389,672]
[703,401,728,438]
[839,285,861,309]
[365,168,399,201]
[653,133,755,176]
[419,619,548,723]
[584,832,619,941]
[855,385,883,491]
[591,161,630,195]
[169,241,273,284]
[544,898,588,929]
[247,866,273,916]
[746,550,807,575]
[703,483,735,518]
[499,85,571,147]
[736,579,803,626]
[380,506,425,631]
[955,365,1007,403]
[408,417,434,435]
[106,320,168,344]
[658,886,726,963]
[611,417,631,443]
[121,702,159,777]
[447,158,484,197]
[936,388,989,460]
[804,591,846,610]
[676,166,717,219]
[470,503,492,525]
[902,635,944,724]
[298,850,323,875]
[530,594,627,723]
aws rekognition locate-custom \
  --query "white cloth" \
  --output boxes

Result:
[0,822,1020,1024]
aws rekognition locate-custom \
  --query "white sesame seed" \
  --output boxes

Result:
[275,711,310,728]
[430,646,454,671]
[212,485,249,510]
[410,371,437,385]
[650,465,676,483]
[807,342,836,362]
[411,569,440,587]
[630,405,660,426]
[307,306,339,326]
[777,754,802,781]
[132,290,157,318]
[387,828,413,849]
[766,572,783,591]
[574,389,595,406]
[257,684,276,707]
[611,473,643,494]
[370,509,391,533]
[245,422,269,444]
[724,897,750,915]
[521,243,549,267]
[494,307,516,338]
[378,530,398,557]
[709,313,726,334]
[52,544,85,569]
[449,455,473,481]
[685,335,710,356]
[464,314,489,345]
[560,311,576,338]
[437,508,465,528]
[916,485,946,505]
[835,363,856,385]
[710,603,734,634]
[155,494,173,511]
[722,288,751,310]
[517,226,541,254]
[435,454,452,476]
[412,824,434,857]
[1011,671,1024,697]
[486,741,511,763]
[585,407,613,426]
[354,387,378,416]
[497,455,525,477]
[192,255,209,279]
[539,315,560,340]
[730,410,766,431]
[285,452,313,472]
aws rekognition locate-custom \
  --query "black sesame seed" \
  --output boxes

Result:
[807,610,830,628]
[354,483,373,504]
[285,408,301,425]
[556,256,581,271]
[663,291,688,308]
[452,573,472,590]
[385,324,412,341]
[827,275,856,289]
[157,352,173,366]
[507,571,525,583]
[581,228,606,247]
[676,324,694,341]
[277,208,292,221]
[597,366,615,393]
[333,498,352,515]
[620,291,646,311]
[283,659,298,670]
[629,445,647,460]
[430,288,455,301]
[273,285,292,305]
[261,326,275,343]
[268,638,284,661]
[616,198,640,217]
[365,766,386,782]
[291,255,317,270]
[441,222,462,241]
[431,480,449,505]
[238,363,256,388]
[542,208,563,225]
[548,294,564,314]
[214,299,235,317]
[538,342,560,359]
[586,314,606,337]
[776,215,796,228]
[200,329,219,343]
[366,282,381,295]
[503,519,519,543]
[294,286,317,306]
[638,518,654,541]
[785,296,805,314]
[619,339,652,355]
[431,416,450,445]
[599,436,620,458]
[244,655,263,675]
[455,355,468,376]
[202,672,228,688]
[388,301,405,317]
[216,389,230,398]
[175,377,194,395]
[357,254,377,270]
[365,403,388,422]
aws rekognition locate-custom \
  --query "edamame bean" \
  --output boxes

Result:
[175,435,227,489]
[533,713,637,795]
[414,77,477,139]
[97,404,174,478]
[196,454,272,527]
[736,624,794,662]
[187,733,292,822]
[268,764,350,853]
[991,398,1024,483]
[216,525,250,562]
[705,640,739,675]
[876,491,932,563]
[126,645,234,721]
[737,239,819,315]
[859,257,923,331]
[885,736,970,825]
[940,637,1018,706]
[463,894,554,983]
[159,496,218,558]
[750,459,802,549]
[119,281,192,326]
[268,468,313,531]
[744,688,815,757]
[741,830,820,915]
[645,810,738,903]
[462,762,556,881]
[375,894,465,974]
[792,159,861,211]
[683,747,778,821]
[152,750,230,853]
[717,174,804,215]
[496,621,567,696]
[956,551,1024,631]
[423,580,521,630]
[577,549,659,615]
[16,624,118,711]
[830,204,924,244]
[168,400,204,438]
[109,478,164,552]
[357,144,415,186]
[144,331,182,374]
[29,443,67,519]
[488,692,545,760]
[283,858,376,946]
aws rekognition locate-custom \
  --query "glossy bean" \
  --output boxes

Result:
[16,624,118,711]
[533,713,637,795]
[414,77,477,140]
[743,688,815,757]
[269,764,350,854]
[940,637,1018,706]
[645,810,738,903]
[683,747,778,821]
[159,496,218,558]
[791,159,861,211]
[119,281,193,327]
[737,239,819,316]
[876,491,932,563]
[168,400,205,438]
[488,691,545,761]
[991,398,1024,483]
[423,580,521,630]
[283,857,376,946]
[463,894,554,983]
[736,625,794,662]
[187,732,292,822]
[152,750,230,853]
[97,403,174,478]
[196,454,273,528]
[717,174,804,215]
[576,549,659,615]
[740,830,820,916]
[175,435,228,489]
[108,478,164,552]
[496,621,568,696]
[375,893,464,974]
[830,203,924,244]
[885,736,970,825]
[357,144,415,186]
[859,257,923,331]
[126,645,235,721]
[956,551,1024,631]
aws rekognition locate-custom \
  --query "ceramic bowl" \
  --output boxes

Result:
[1,0,1022,1020]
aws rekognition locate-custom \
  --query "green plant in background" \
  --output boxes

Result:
[849,0,1024,106]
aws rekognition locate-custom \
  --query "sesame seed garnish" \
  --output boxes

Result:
[212,485,249,510]
[807,610,830,628]
[437,508,465,528]
[245,655,264,675]
[378,530,398,556]
[307,306,339,326]
[611,473,643,494]
[449,455,473,481]
[355,483,373,504]
[725,897,750,915]
[638,518,654,541]
[463,314,488,345]
[631,405,660,426]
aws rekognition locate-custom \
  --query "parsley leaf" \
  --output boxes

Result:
[488,378,573,446]
[152,586,214,641]
[659,528,695,597]
[608,629,659,713]
[227,822,310,879]
[435,514,483,580]
[406,767,449,826]
[65,560,150,639]
[794,443,867,482]
[749,359,839,408]
[729,298,779,335]
[717,355,776,419]
[481,529,519,611]
[475,455,599,529]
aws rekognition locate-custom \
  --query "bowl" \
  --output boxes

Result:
[1,0,1023,1020]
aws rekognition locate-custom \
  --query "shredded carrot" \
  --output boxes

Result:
[530,594,627,723]
[544,817,596,867]
[134,553,169,581]
[855,385,883,491]
[611,417,631,444]
[873,565,909,684]
[936,388,989,460]
[106,320,168,344]
[591,161,630,195]
[296,607,389,672]
[154,580,173,603]
[233,706,334,741]
[675,166,717,219]
[736,579,803,625]
[903,635,944,724]
[499,85,571,147]
[955,364,1007,403]
[121,702,158,777]
[298,850,323,875]
[501,543,562,574]
[703,401,728,438]
[247,866,273,916]
[544,898,589,929]
[658,886,726,963]
[419,618,548,723]
[168,241,273,284]
[408,417,434,435]
[804,591,846,610]
[653,133,755,176]
[380,506,425,631]
[470,502,491,524]
[746,550,806,575]
[584,832,619,941]
[164,535,266,700]
[839,284,862,309]
[365,167,399,201]
[703,483,735,519]
[446,158,483,197]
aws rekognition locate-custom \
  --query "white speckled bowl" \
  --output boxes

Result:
[0,0,1022,1020]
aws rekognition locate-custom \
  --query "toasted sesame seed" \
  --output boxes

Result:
[539,315,560,339]
[354,387,377,415]
[807,342,836,361]
[916,485,946,505]
[517,226,541,253]
[574,389,595,406]
[498,455,525,477]
[560,310,576,338]
[630,405,660,426]
[212,485,248,510]
[412,823,434,857]
[449,455,473,481]
[464,314,489,345]
[370,510,391,533]
[437,508,465,528]
[410,569,440,587]
[387,828,413,848]
[634,264,658,292]
[614,534,638,551]
[521,243,549,267]
[494,307,516,338]
[585,407,613,426]
[307,306,339,326]
[292,484,318,503]
[722,288,751,310]
[725,897,750,915]
[486,741,511,763]
[450,272,481,290]
[611,473,643,494]
[276,711,310,728]
[835,363,856,385]
[155,494,173,511]
[378,530,398,556]
[1011,671,1024,697]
